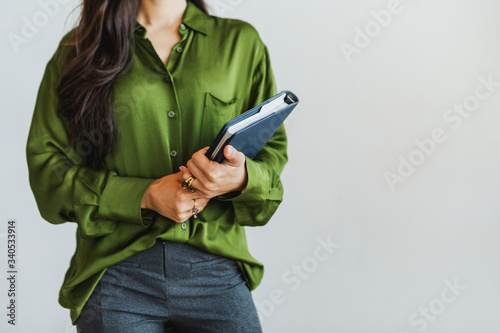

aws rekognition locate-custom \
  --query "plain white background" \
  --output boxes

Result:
[1,0,500,332]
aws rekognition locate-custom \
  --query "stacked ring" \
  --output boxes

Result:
[181,176,197,193]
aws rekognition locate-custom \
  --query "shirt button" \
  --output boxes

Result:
[181,222,187,230]
[179,23,186,30]
[170,150,178,157]
[176,47,183,53]
[165,75,171,83]
[168,111,176,118]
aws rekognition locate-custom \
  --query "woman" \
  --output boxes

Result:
[26,0,287,331]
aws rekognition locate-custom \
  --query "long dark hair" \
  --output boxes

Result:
[57,0,207,169]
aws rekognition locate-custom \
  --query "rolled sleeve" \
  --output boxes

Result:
[99,175,157,227]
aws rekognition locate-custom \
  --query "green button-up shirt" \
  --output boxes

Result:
[26,2,287,324]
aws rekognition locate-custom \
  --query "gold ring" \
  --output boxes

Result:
[187,177,195,188]
[181,176,196,189]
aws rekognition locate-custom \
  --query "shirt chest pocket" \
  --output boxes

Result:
[200,93,240,148]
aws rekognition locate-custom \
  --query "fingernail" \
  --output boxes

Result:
[227,146,233,156]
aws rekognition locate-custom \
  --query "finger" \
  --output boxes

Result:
[179,166,193,181]
[179,179,209,199]
[192,146,210,155]
[177,200,199,219]
[178,181,210,200]
[191,149,212,168]
[173,170,186,182]
[172,210,191,223]
[222,145,245,167]
[181,200,200,219]
[190,178,210,197]
[189,197,208,206]
[191,150,222,184]
[186,159,210,190]
[196,198,210,210]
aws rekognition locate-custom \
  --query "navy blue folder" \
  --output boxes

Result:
[205,90,299,163]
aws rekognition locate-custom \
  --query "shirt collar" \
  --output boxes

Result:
[134,21,147,38]
[134,1,210,38]
[182,1,210,35]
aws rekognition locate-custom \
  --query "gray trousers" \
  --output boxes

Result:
[75,240,262,333]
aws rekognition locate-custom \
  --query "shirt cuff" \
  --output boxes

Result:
[99,175,157,227]
[216,156,269,202]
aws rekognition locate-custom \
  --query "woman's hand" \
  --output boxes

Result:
[182,145,248,198]
[141,171,209,223]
